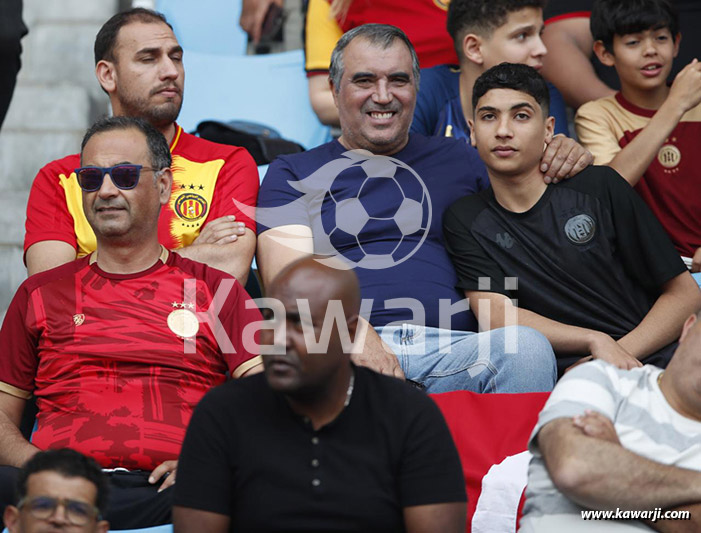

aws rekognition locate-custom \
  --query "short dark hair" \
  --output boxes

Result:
[591,0,679,53]
[94,7,172,64]
[472,62,550,115]
[329,23,420,92]
[447,0,547,61]
[16,449,109,517]
[80,116,172,171]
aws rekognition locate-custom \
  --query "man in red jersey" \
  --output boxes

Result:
[0,117,263,530]
[23,8,258,284]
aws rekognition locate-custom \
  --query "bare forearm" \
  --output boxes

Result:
[541,420,701,511]
[308,76,340,127]
[176,243,252,283]
[618,273,701,359]
[647,504,701,532]
[608,101,685,186]
[0,414,39,467]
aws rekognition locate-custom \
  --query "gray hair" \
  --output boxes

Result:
[80,116,172,174]
[329,24,421,93]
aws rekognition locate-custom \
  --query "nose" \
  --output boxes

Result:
[160,56,180,81]
[47,502,70,525]
[97,172,120,198]
[643,37,658,56]
[533,34,547,59]
[496,116,513,138]
[372,79,392,105]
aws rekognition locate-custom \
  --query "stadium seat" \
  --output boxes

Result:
[155,0,248,56]
[431,391,550,533]
[178,49,331,151]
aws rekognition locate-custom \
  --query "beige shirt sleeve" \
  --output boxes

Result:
[575,99,623,165]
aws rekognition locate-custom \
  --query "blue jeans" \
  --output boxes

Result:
[377,324,557,394]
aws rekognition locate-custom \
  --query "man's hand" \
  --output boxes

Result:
[667,59,701,117]
[691,247,701,273]
[351,318,405,379]
[193,216,246,245]
[239,0,283,43]
[588,332,642,370]
[541,134,593,184]
[573,410,621,445]
[149,460,177,492]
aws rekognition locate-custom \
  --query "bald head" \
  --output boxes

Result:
[270,256,361,323]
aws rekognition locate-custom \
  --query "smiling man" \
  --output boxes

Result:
[443,62,701,376]
[257,24,557,394]
[23,8,258,283]
[174,256,467,533]
[0,117,262,529]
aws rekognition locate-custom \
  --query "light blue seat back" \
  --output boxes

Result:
[178,49,331,150]
[155,0,248,56]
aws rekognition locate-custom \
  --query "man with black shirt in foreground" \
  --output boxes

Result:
[173,256,467,533]
[443,63,701,375]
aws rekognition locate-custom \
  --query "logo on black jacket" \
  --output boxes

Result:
[564,214,596,245]
[496,232,514,249]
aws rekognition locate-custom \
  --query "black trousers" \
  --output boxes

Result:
[0,0,27,130]
[0,466,173,530]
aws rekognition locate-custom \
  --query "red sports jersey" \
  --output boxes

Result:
[24,125,258,259]
[305,0,457,75]
[0,250,262,470]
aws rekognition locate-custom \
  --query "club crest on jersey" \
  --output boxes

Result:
[657,144,681,169]
[564,214,596,245]
[73,314,85,326]
[433,0,450,10]
[167,307,199,338]
[175,193,208,222]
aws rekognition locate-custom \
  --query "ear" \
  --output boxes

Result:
[4,505,20,533]
[463,33,485,66]
[467,118,477,148]
[329,77,340,109]
[95,59,117,94]
[544,115,555,144]
[679,313,698,344]
[158,168,173,206]
[97,519,110,533]
[593,40,615,67]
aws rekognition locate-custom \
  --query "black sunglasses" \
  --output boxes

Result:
[74,164,161,192]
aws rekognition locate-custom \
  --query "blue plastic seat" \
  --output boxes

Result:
[178,49,331,151]
[155,0,248,56]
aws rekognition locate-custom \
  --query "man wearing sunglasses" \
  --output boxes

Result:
[0,116,263,529]
[3,449,109,533]
[23,8,258,284]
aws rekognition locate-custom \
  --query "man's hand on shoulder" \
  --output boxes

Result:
[149,459,178,492]
[541,135,593,184]
[351,317,405,379]
[588,331,642,370]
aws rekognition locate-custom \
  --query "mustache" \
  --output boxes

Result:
[150,84,182,96]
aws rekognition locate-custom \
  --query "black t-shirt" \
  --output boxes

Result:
[544,0,701,88]
[173,367,466,532]
[443,166,686,344]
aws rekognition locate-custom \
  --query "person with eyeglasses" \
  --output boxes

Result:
[0,116,263,530]
[3,449,109,533]
[23,8,259,285]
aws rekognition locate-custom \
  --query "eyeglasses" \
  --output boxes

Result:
[17,496,100,525]
[74,164,161,192]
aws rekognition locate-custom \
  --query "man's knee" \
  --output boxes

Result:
[489,326,557,392]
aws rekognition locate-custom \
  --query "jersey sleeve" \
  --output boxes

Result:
[304,0,341,75]
[24,161,78,255]
[215,278,263,378]
[207,147,259,232]
[575,100,623,165]
[528,360,618,455]
[399,390,467,506]
[443,197,511,297]
[256,157,312,234]
[602,168,687,290]
[173,386,235,515]
[0,282,40,399]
